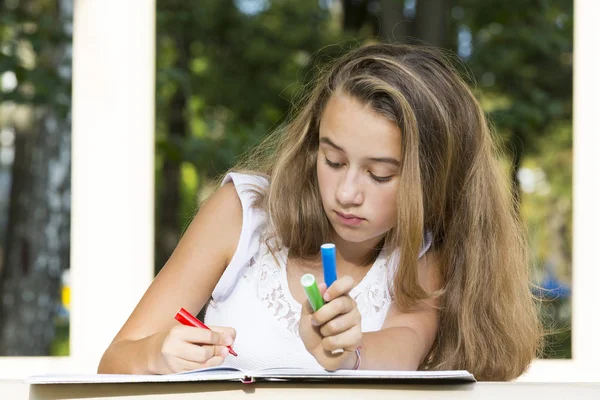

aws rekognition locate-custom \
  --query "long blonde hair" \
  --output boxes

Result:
[231,43,541,381]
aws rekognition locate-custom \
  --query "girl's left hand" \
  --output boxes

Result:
[299,276,362,371]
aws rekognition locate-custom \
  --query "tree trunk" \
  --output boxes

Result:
[0,0,72,356]
[342,0,370,32]
[0,111,71,355]
[155,87,186,274]
[414,0,450,48]
[379,0,412,43]
[154,21,191,274]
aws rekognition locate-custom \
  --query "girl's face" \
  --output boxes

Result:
[317,92,402,250]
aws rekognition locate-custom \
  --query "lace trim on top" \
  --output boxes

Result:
[244,236,392,336]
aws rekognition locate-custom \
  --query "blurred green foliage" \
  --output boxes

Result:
[0,0,71,115]
[155,0,343,181]
[153,0,573,359]
[0,0,573,359]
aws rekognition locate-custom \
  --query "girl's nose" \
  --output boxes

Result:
[336,171,364,206]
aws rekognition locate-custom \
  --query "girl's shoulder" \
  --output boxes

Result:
[222,172,269,195]
[211,172,270,301]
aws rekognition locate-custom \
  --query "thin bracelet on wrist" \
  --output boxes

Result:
[353,346,362,370]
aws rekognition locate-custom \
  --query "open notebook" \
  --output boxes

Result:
[26,366,476,384]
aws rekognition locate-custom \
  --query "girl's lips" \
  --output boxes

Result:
[335,211,365,226]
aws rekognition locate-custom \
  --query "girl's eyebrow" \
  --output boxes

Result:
[319,137,344,152]
[319,137,401,167]
[369,156,401,167]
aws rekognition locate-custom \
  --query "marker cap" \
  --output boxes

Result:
[321,243,337,287]
[301,273,325,311]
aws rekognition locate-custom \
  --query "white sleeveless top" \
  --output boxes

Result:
[204,173,432,370]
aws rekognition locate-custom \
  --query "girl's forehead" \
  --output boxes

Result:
[319,93,402,158]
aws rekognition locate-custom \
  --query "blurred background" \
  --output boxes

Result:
[0,0,573,361]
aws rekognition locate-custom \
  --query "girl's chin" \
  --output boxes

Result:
[330,228,389,249]
[330,228,376,246]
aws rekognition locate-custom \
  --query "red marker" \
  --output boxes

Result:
[174,307,238,357]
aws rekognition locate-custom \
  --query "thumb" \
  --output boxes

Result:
[318,282,327,295]
[207,325,236,344]
[302,282,328,316]
[301,298,314,316]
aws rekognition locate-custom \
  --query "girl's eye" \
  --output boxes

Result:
[369,172,393,183]
[325,158,343,169]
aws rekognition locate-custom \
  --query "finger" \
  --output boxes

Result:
[323,276,354,302]
[176,325,232,346]
[312,296,356,326]
[301,298,315,316]
[176,342,228,363]
[168,357,206,373]
[318,282,327,294]
[319,309,361,337]
[207,325,237,345]
[201,355,227,368]
[301,281,328,316]
[171,355,225,373]
[208,325,237,340]
[321,325,362,353]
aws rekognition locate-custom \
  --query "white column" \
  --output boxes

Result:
[519,0,600,382]
[0,0,156,379]
[70,0,155,372]
[570,0,600,381]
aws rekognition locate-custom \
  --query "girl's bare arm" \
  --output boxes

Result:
[98,183,242,374]
[359,252,442,370]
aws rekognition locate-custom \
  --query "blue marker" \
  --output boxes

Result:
[321,243,337,287]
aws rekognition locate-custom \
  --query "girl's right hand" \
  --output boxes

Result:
[150,324,236,374]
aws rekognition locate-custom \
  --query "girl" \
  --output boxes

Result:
[98,43,541,381]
